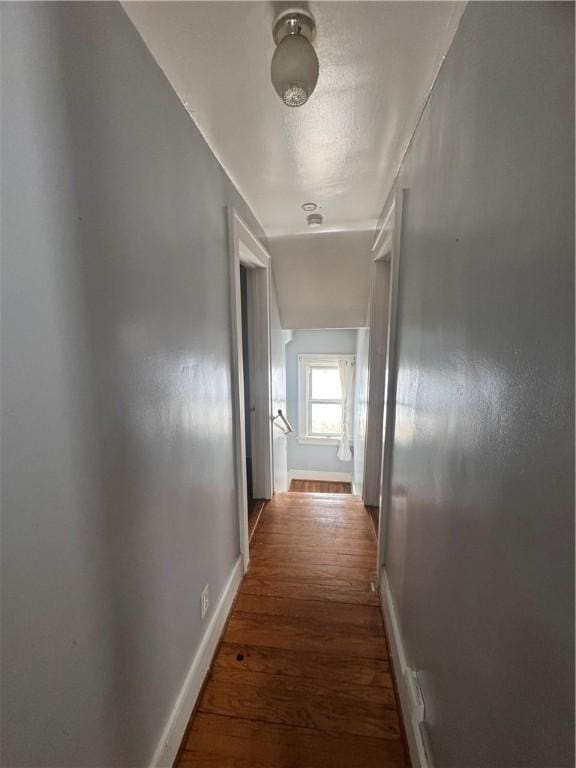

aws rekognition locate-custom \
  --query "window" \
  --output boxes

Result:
[297,354,355,444]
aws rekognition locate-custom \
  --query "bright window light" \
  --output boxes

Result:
[297,354,355,444]
[311,367,341,400]
[311,402,342,435]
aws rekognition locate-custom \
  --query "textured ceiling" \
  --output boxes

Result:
[124,1,464,237]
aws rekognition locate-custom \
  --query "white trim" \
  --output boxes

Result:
[372,200,395,263]
[149,557,244,768]
[297,354,356,362]
[297,435,340,446]
[362,249,392,507]
[376,188,405,581]
[228,208,273,572]
[297,354,355,442]
[372,218,394,260]
[379,569,431,768]
[288,469,352,483]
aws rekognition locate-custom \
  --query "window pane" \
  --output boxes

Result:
[311,367,341,399]
[311,403,342,435]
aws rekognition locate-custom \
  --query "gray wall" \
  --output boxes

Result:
[1,3,265,766]
[384,3,574,766]
[353,328,369,495]
[286,329,357,476]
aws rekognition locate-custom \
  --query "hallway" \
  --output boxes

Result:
[2,3,573,766]
[178,492,408,767]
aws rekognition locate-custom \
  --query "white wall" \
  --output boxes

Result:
[353,328,370,496]
[383,3,574,766]
[285,329,357,479]
[1,4,265,766]
[270,231,373,329]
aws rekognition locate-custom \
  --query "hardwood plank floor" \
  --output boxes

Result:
[178,491,409,768]
[289,479,352,493]
[224,612,387,659]
[180,714,407,768]
[214,643,392,688]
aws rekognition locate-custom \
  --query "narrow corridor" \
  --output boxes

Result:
[3,5,572,766]
[178,492,408,767]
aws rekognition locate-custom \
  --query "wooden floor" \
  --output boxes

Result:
[289,479,352,494]
[177,491,408,768]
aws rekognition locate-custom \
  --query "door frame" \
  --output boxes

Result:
[373,188,405,583]
[362,235,392,507]
[228,208,273,572]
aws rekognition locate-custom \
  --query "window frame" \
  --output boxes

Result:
[297,354,355,445]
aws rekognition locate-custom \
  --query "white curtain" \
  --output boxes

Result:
[337,359,354,462]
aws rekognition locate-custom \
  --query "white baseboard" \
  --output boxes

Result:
[288,469,352,483]
[379,569,431,768]
[149,556,243,768]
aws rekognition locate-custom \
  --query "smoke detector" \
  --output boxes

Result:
[307,213,323,228]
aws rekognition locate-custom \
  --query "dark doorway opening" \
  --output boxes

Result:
[240,266,265,539]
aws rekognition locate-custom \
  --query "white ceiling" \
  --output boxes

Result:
[124,1,464,237]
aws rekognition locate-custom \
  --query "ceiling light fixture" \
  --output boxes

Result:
[271,10,319,108]
[301,202,317,212]
[307,213,323,228]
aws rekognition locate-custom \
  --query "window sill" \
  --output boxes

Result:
[297,436,341,446]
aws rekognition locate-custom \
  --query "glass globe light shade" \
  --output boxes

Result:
[271,34,319,107]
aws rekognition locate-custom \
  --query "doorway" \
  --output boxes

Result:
[228,208,273,572]
[363,188,404,583]
[363,258,391,520]
[240,266,266,539]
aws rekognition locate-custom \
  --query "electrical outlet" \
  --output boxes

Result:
[200,584,209,620]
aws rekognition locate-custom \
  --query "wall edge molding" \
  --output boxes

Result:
[380,568,431,768]
[288,469,353,483]
[148,556,244,768]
